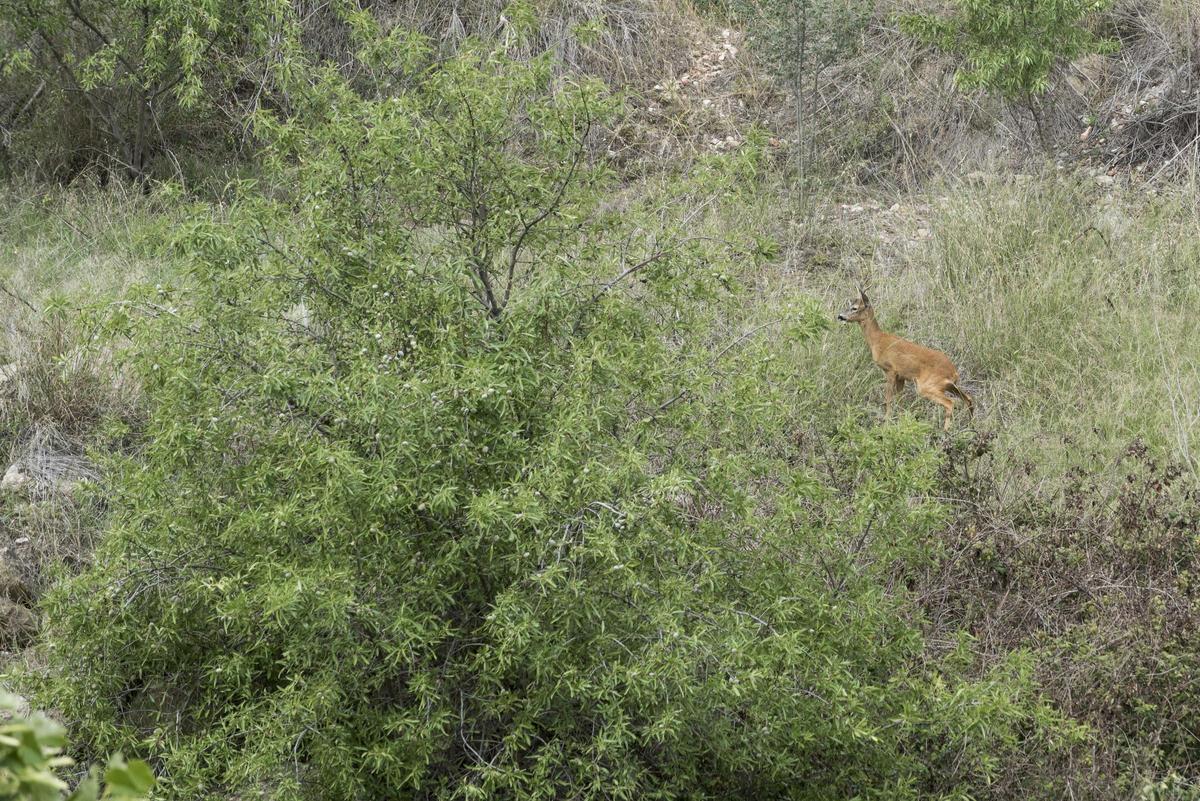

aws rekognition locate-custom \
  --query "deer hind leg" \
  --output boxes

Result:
[917,381,956,431]
[947,382,974,419]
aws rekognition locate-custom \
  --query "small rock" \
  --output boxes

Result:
[0,464,29,492]
[916,227,932,239]
[0,364,16,383]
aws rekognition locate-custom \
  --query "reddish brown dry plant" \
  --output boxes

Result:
[921,432,1200,798]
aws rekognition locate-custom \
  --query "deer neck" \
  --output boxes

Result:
[858,312,886,360]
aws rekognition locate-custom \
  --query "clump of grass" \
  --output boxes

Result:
[0,310,138,440]
[0,180,169,303]
[0,320,123,611]
[0,442,103,599]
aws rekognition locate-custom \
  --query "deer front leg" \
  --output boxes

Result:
[884,373,904,418]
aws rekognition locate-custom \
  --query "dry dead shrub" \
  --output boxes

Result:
[724,0,1015,186]
[1090,0,1200,172]
[290,0,700,86]
[376,0,699,83]
[921,432,1200,798]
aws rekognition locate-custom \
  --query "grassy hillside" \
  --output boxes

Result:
[0,1,1199,799]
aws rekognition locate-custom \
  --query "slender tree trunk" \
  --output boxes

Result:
[792,0,810,225]
[1026,91,1047,148]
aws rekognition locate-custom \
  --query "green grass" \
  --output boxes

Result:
[5,169,1198,480]
[0,181,174,307]
[617,161,1200,482]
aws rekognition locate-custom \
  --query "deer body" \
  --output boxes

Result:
[838,290,973,431]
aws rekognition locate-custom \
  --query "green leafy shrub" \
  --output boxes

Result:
[0,693,152,801]
[34,33,1069,801]
[901,0,1115,99]
[0,0,292,180]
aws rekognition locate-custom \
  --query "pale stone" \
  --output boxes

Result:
[0,464,28,491]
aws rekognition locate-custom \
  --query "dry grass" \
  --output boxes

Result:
[0,423,103,598]
[726,0,1200,184]
[0,312,137,439]
[374,0,700,83]
[290,0,703,89]
[1087,0,1200,171]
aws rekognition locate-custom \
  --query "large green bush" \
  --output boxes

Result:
[34,33,1068,800]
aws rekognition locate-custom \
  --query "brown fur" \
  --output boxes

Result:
[837,289,973,431]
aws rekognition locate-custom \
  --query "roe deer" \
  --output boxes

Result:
[837,289,973,431]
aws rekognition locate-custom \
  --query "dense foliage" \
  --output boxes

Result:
[28,33,1072,800]
[0,0,296,180]
[901,0,1114,99]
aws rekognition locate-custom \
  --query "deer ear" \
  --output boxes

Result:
[858,287,869,305]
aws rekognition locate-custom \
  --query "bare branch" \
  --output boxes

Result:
[499,97,594,309]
